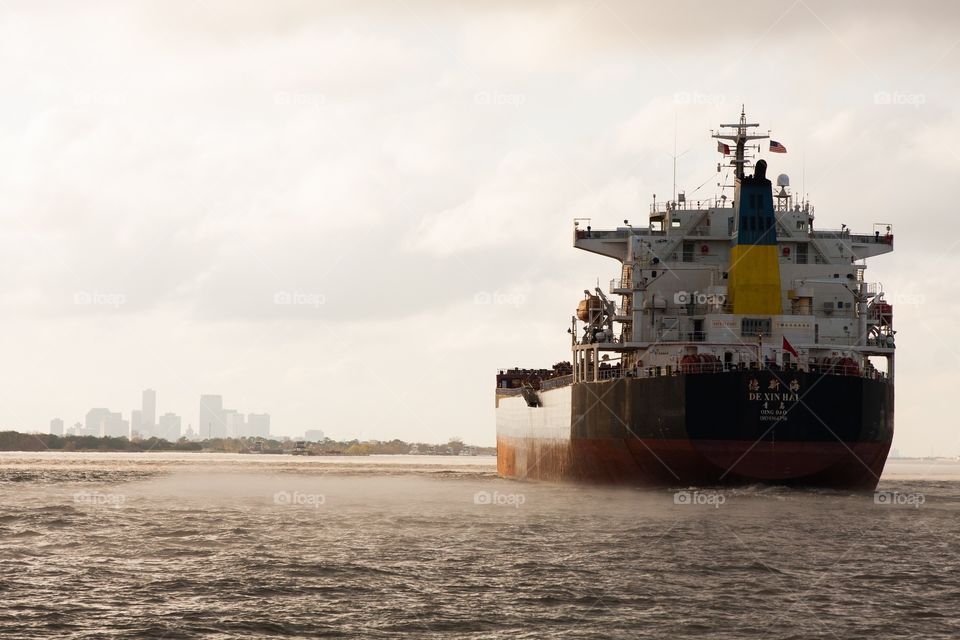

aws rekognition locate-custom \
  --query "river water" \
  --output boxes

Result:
[0,453,957,638]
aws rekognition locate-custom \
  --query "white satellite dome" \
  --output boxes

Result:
[776,173,790,187]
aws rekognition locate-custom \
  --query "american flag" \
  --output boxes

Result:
[769,140,787,153]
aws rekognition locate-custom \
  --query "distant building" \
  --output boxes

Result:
[197,396,270,439]
[247,413,270,438]
[49,418,64,437]
[158,412,181,440]
[223,410,245,438]
[199,395,224,439]
[110,415,129,438]
[85,408,110,436]
[86,408,127,438]
[142,389,157,433]
[304,429,325,442]
[130,409,143,438]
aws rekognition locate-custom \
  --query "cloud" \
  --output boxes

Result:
[0,1,957,451]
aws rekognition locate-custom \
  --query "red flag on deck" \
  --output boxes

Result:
[717,141,730,155]
[783,336,799,358]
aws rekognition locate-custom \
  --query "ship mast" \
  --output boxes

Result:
[711,106,769,180]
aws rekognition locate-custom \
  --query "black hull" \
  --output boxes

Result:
[497,370,894,490]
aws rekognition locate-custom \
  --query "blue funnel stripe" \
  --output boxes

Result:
[734,181,778,246]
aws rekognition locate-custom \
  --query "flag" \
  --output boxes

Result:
[769,140,787,153]
[782,336,799,358]
[717,141,730,155]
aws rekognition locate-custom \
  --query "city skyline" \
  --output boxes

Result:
[47,387,272,441]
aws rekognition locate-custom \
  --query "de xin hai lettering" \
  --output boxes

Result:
[747,377,802,422]
[748,390,801,402]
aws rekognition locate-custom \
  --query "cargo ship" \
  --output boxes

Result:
[496,110,895,490]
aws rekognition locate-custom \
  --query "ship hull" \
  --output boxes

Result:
[496,371,893,491]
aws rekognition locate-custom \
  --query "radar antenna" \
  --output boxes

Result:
[711,105,770,181]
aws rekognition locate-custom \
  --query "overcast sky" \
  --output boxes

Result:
[0,1,957,453]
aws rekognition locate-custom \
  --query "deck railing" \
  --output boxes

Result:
[497,361,887,396]
[540,374,574,390]
[517,362,888,385]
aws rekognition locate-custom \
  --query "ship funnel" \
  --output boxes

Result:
[726,158,783,315]
[754,159,767,180]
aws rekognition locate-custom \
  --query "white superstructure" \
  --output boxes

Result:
[569,111,895,385]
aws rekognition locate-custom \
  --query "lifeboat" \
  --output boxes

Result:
[836,357,860,376]
[680,354,699,373]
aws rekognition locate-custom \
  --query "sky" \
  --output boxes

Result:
[0,0,957,453]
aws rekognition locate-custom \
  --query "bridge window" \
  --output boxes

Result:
[741,318,772,337]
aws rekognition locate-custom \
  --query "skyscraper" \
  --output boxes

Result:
[131,409,143,438]
[86,408,127,438]
[223,410,246,438]
[158,413,181,441]
[49,418,64,436]
[199,395,223,439]
[106,413,129,438]
[85,408,110,436]
[247,413,270,438]
[142,389,157,432]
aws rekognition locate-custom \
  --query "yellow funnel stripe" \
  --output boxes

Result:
[728,244,782,315]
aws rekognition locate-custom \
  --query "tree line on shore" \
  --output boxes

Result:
[0,431,494,456]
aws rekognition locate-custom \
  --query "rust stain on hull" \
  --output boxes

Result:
[497,435,889,491]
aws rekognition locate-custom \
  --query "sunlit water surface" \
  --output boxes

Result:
[1,453,957,639]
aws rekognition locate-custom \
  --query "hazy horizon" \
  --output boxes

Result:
[0,1,957,453]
